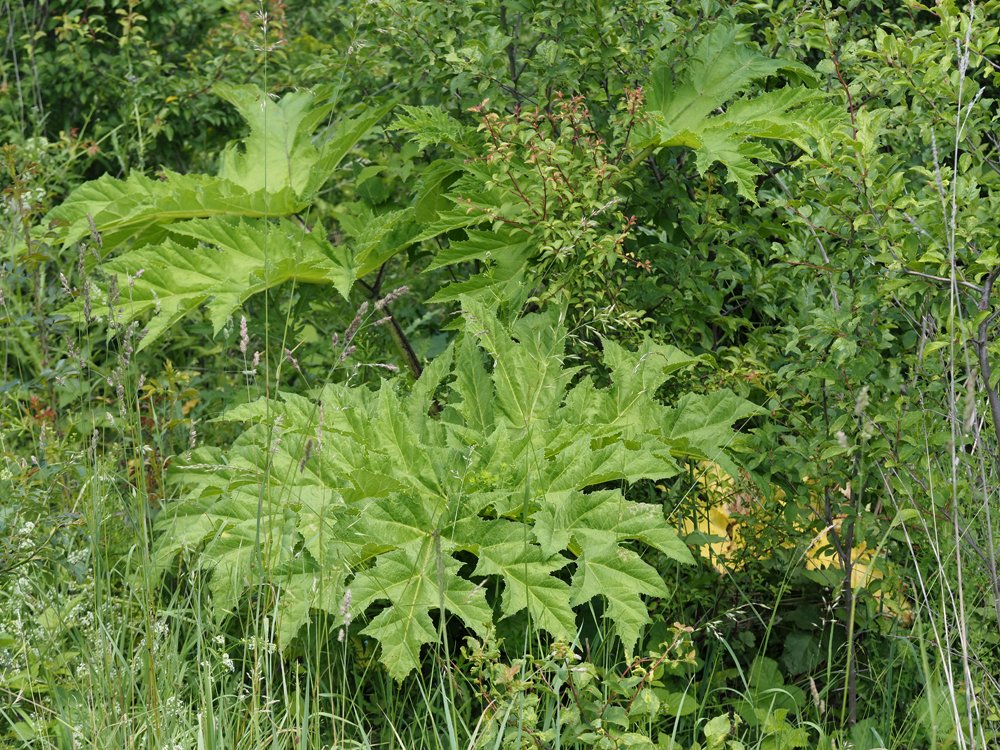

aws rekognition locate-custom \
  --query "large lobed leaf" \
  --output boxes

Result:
[62,217,354,351]
[644,25,843,201]
[48,86,389,252]
[46,171,303,253]
[47,86,387,348]
[157,302,763,677]
[214,84,393,200]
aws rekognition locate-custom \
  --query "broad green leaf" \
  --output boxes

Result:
[651,26,815,128]
[215,84,334,195]
[451,333,494,435]
[412,207,490,244]
[414,159,462,222]
[156,489,297,615]
[351,538,492,681]
[350,207,421,278]
[46,171,302,253]
[63,217,352,350]
[158,303,756,678]
[406,340,455,425]
[570,547,668,656]
[645,24,841,201]
[48,83,387,252]
[214,84,391,198]
[46,86,387,345]
[272,559,347,650]
[169,215,355,299]
[531,489,692,562]
[465,300,575,430]
[306,100,397,197]
[371,385,446,499]
[474,540,576,640]
[661,390,766,471]
[426,229,530,271]
[356,495,443,550]
[426,261,528,305]
[602,338,704,433]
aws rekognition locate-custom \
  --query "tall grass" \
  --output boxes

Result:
[869,5,998,749]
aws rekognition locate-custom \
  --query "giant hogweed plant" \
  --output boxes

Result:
[639,24,842,202]
[155,301,763,679]
[347,23,841,325]
[45,26,837,353]
[46,84,388,349]
[40,55,765,679]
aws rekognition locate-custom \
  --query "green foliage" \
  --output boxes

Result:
[381,94,650,333]
[459,624,702,747]
[6,0,1000,746]
[642,24,842,201]
[48,85,387,249]
[47,85,386,349]
[156,301,761,679]
[0,0,325,174]
[348,0,672,109]
[89,216,352,350]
